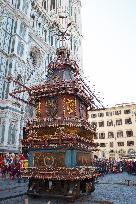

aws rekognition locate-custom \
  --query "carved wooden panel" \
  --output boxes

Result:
[33,152,65,167]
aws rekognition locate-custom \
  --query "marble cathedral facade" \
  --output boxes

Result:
[0,0,82,153]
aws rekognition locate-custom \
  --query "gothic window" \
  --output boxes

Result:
[50,0,55,10]
[71,6,73,16]
[7,122,16,145]
[44,30,47,42]
[17,42,24,57]
[42,0,48,10]
[3,33,11,54]
[70,37,73,50]
[11,0,17,7]
[48,54,50,63]
[6,17,13,34]
[19,23,26,39]
[51,35,53,46]
[16,0,21,9]
[13,21,17,34]
[10,38,15,53]
[30,51,37,66]
[22,0,29,14]
[74,41,76,54]
[0,119,5,144]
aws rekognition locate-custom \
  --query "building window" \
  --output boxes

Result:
[107,120,113,126]
[115,110,121,115]
[125,118,132,124]
[118,149,126,155]
[99,133,105,139]
[124,109,131,114]
[94,133,98,139]
[98,112,104,117]
[117,131,123,138]
[110,142,114,148]
[99,121,104,127]
[91,122,97,128]
[106,111,112,116]
[100,143,106,147]
[108,132,114,138]
[126,130,133,137]
[116,119,122,125]
[117,142,124,147]
[91,114,97,118]
[127,141,134,146]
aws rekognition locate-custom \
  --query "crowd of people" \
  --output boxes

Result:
[0,153,136,182]
[0,153,28,181]
[93,159,136,176]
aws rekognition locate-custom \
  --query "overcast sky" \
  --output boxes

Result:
[81,0,136,107]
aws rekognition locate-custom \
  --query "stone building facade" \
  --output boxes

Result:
[89,103,136,160]
[0,0,82,153]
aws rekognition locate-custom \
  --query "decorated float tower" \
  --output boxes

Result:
[20,19,100,201]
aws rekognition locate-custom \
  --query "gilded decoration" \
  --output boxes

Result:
[46,98,57,117]
[64,98,75,115]
[35,101,41,118]
[52,75,60,82]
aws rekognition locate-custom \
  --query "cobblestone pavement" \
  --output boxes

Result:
[0,172,136,204]
[0,176,27,200]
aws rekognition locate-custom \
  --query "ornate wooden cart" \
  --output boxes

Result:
[21,47,98,201]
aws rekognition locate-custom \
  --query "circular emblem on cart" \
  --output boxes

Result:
[44,156,54,167]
